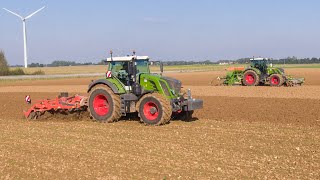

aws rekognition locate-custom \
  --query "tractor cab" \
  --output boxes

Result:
[106,55,150,86]
[249,58,269,74]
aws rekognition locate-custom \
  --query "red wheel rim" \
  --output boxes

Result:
[245,74,255,85]
[93,94,109,116]
[271,76,279,85]
[143,101,159,121]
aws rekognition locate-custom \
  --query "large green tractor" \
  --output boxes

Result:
[220,58,304,86]
[87,52,203,125]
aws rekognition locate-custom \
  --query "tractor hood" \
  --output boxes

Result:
[161,76,182,95]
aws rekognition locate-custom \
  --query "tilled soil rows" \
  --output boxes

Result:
[0,69,319,179]
[1,85,320,99]
[1,68,319,87]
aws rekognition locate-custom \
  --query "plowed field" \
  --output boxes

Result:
[0,68,319,179]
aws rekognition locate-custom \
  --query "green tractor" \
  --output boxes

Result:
[220,58,304,86]
[87,52,203,125]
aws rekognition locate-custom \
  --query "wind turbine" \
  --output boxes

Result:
[3,6,45,68]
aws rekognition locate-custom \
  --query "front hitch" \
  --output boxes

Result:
[182,89,203,111]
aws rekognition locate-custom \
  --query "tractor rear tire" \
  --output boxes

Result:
[269,74,284,87]
[88,85,121,123]
[137,93,172,125]
[242,70,260,86]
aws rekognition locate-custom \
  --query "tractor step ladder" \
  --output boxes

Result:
[120,96,126,116]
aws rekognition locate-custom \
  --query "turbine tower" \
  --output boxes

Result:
[3,6,45,68]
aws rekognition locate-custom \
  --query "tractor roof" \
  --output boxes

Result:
[106,56,149,62]
[250,58,269,61]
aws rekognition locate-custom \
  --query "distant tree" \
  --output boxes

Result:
[236,58,251,64]
[0,51,25,76]
[97,59,109,65]
[29,63,42,67]
[0,51,9,76]
[311,57,319,63]
[203,60,213,64]
[50,60,77,67]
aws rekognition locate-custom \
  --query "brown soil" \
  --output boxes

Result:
[1,85,320,100]
[1,68,318,87]
[0,69,319,179]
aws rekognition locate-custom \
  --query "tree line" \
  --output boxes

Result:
[0,51,25,75]
[0,51,44,76]
[28,61,95,67]
[6,56,320,68]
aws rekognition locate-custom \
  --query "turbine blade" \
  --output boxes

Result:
[25,6,45,19]
[3,8,23,20]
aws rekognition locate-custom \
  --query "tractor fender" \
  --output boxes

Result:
[87,79,119,93]
[244,68,261,75]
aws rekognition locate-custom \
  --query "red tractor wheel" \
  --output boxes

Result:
[137,93,172,125]
[242,70,260,86]
[269,74,284,87]
[88,85,121,122]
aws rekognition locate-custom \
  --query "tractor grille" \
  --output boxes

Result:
[160,81,171,96]
[161,77,182,95]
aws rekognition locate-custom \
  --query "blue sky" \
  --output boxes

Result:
[1,0,320,65]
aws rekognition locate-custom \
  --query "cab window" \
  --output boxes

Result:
[109,62,125,73]
[136,60,149,73]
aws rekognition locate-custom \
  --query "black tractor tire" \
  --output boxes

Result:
[136,93,172,125]
[88,85,121,123]
[242,70,260,86]
[269,74,284,87]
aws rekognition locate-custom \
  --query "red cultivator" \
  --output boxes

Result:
[24,93,88,120]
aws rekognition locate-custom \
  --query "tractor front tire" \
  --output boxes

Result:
[269,74,284,87]
[88,85,121,123]
[242,70,260,86]
[137,93,172,125]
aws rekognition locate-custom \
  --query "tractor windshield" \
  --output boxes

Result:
[108,61,126,73]
[136,60,150,73]
[251,60,268,73]
[108,60,150,74]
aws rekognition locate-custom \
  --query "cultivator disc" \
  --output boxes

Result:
[211,76,224,86]
[284,77,305,87]
[23,93,88,120]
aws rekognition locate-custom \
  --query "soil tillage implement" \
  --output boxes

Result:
[23,51,203,125]
[214,67,245,86]
[24,93,88,120]
[217,58,305,87]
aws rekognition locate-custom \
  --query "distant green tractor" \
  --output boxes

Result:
[87,52,203,125]
[220,58,304,86]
